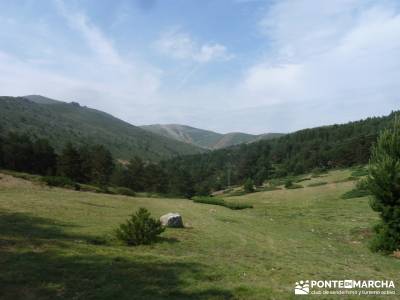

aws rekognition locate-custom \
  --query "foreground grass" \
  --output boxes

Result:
[0,170,399,299]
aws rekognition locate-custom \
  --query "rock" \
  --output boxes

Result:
[160,213,184,228]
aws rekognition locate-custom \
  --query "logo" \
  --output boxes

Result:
[295,280,310,295]
[294,279,396,296]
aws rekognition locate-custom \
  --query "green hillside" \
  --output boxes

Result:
[162,111,398,191]
[0,96,204,161]
[140,124,283,149]
[1,169,399,299]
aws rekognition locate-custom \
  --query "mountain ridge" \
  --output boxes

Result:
[140,124,283,149]
[0,96,205,161]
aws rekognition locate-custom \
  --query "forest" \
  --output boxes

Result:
[0,111,397,198]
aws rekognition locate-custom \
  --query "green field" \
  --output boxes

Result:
[0,169,399,299]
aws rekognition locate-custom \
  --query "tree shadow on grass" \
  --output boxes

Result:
[0,211,234,300]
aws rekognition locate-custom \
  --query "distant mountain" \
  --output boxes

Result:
[140,124,283,149]
[0,96,205,161]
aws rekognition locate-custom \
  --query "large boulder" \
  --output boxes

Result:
[160,213,184,228]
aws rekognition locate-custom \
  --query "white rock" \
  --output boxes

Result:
[160,213,184,228]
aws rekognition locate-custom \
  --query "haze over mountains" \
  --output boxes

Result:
[0,95,282,160]
[0,95,205,161]
[141,124,283,150]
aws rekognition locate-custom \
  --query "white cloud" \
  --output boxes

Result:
[1,0,399,134]
[0,0,163,121]
[55,0,123,67]
[154,28,233,63]
[240,0,400,110]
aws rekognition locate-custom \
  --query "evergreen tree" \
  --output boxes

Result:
[244,178,255,193]
[58,143,82,181]
[2,133,33,172]
[126,157,145,191]
[90,145,114,186]
[367,117,400,252]
[31,139,57,175]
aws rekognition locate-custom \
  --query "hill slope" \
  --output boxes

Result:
[162,111,398,190]
[1,169,399,299]
[140,124,283,149]
[0,96,204,160]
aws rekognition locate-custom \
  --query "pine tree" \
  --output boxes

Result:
[90,145,114,186]
[367,117,400,252]
[244,178,255,193]
[58,143,82,182]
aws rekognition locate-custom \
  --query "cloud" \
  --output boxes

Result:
[54,0,123,67]
[154,28,233,63]
[239,0,400,110]
[0,0,399,134]
[0,0,165,128]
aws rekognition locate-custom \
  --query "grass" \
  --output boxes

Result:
[341,188,371,199]
[192,196,253,210]
[0,170,399,299]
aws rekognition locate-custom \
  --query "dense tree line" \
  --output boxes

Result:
[0,111,397,198]
[0,132,115,187]
[0,131,195,197]
[161,111,398,192]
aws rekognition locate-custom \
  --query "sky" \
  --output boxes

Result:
[0,0,399,134]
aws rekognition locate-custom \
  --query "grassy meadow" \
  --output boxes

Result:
[0,169,399,299]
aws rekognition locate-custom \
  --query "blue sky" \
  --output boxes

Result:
[0,0,399,133]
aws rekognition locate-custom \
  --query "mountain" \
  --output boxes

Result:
[140,124,283,149]
[162,111,398,190]
[23,95,62,105]
[0,96,205,161]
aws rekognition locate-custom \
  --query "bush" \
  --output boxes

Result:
[227,190,247,197]
[115,208,165,246]
[114,187,136,197]
[341,188,370,199]
[285,179,303,189]
[243,178,255,193]
[41,176,76,188]
[369,223,400,253]
[192,196,252,210]
[295,177,311,183]
[256,186,281,192]
[351,167,368,177]
[308,182,328,187]
[284,179,293,188]
[193,196,225,206]
[286,184,303,189]
[367,118,400,252]
[224,202,253,210]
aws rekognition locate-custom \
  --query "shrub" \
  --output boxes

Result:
[193,196,225,206]
[227,190,247,197]
[367,118,400,252]
[115,187,136,197]
[115,208,165,246]
[341,188,370,199]
[192,196,252,210]
[41,176,76,188]
[351,167,369,177]
[308,182,328,187]
[286,184,303,189]
[256,186,281,192]
[225,202,253,210]
[285,179,303,189]
[243,178,255,193]
[284,179,293,188]
[295,177,311,183]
